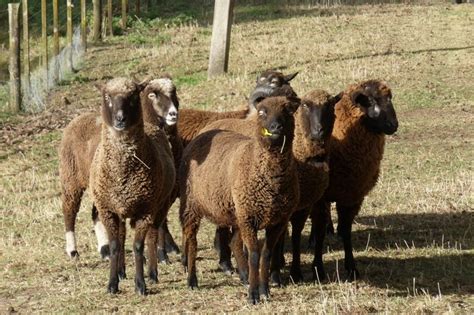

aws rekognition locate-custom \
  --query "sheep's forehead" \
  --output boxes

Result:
[104,77,137,95]
[303,90,331,106]
[148,78,175,97]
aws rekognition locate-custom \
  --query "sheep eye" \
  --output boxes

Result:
[258,110,266,117]
[148,92,156,100]
[271,79,279,84]
[302,103,308,109]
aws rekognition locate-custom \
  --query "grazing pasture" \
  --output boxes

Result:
[1,2,473,313]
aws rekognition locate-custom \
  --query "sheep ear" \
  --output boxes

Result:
[330,91,343,107]
[284,72,299,83]
[286,97,301,115]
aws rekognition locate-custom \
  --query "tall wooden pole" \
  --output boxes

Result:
[53,0,59,82]
[122,0,128,29]
[107,0,113,36]
[93,0,102,42]
[9,3,21,112]
[67,0,73,71]
[81,0,87,51]
[41,0,48,84]
[208,0,235,78]
[22,0,30,93]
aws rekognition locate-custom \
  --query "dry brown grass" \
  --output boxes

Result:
[1,2,473,313]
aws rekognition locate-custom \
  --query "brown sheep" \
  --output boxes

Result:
[310,80,398,281]
[59,75,179,260]
[202,90,340,284]
[89,78,175,294]
[179,96,300,304]
[177,70,298,147]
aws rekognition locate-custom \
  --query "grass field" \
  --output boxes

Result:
[1,1,473,313]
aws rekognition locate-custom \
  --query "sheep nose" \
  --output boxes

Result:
[269,122,283,134]
[116,110,125,122]
[310,127,324,141]
[168,110,177,117]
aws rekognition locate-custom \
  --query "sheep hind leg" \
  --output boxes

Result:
[163,220,180,254]
[92,205,110,260]
[229,229,248,284]
[261,222,287,300]
[182,219,200,289]
[62,188,84,258]
[336,202,361,281]
[132,218,152,295]
[157,223,170,264]
[289,209,310,283]
[308,204,334,249]
[216,227,233,275]
[311,200,330,282]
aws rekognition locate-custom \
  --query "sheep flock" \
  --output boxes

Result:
[58,70,399,304]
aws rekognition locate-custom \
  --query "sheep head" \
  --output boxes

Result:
[256,96,300,153]
[98,77,145,132]
[349,80,398,135]
[141,76,179,126]
[249,70,299,110]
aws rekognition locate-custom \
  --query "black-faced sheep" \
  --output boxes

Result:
[310,80,398,281]
[89,78,175,294]
[179,96,300,304]
[177,70,298,147]
[59,75,180,260]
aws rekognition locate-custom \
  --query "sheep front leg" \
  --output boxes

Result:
[284,209,310,283]
[336,201,361,281]
[260,222,287,300]
[311,200,330,281]
[92,205,110,260]
[133,217,152,295]
[118,220,127,279]
[145,225,159,283]
[99,210,120,294]
[239,224,260,304]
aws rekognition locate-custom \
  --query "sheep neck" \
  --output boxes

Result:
[292,119,327,163]
[251,135,295,181]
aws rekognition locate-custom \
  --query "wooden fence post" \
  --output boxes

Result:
[93,0,102,42]
[22,0,30,92]
[41,0,48,85]
[9,3,21,112]
[81,0,87,51]
[107,0,113,36]
[53,0,59,82]
[208,0,235,78]
[67,0,73,71]
[122,0,128,29]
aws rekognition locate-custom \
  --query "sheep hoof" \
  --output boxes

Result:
[149,269,158,283]
[107,281,119,294]
[69,250,79,259]
[247,288,260,305]
[100,245,110,260]
[346,268,360,282]
[188,274,198,289]
[239,270,249,285]
[118,269,127,280]
[219,260,233,275]
[157,249,170,264]
[259,283,270,300]
[270,271,282,287]
[165,242,180,255]
[290,268,304,283]
[135,277,147,295]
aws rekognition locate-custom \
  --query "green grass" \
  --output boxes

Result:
[1,2,473,313]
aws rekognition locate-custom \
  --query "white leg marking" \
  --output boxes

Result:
[65,231,77,256]
[94,220,109,253]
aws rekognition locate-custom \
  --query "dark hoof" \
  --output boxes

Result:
[149,269,158,283]
[188,273,198,289]
[100,245,110,260]
[107,281,119,294]
[248,287,260,305]
[157,249,170,264]
[219,260,233,275]
[290,267,304,283]
[135,277,147,295]
[270,271,282,287]
[346,268,360,282]
[118,270,127,280]
[165,241,180,254]
[312,264,326,282]
[70,250,79,258]
[239,270,249,285]
[259,283,270,300]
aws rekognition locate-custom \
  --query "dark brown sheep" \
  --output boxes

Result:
[310,80,398,281]
[59,76,180,259]
[177,70,298,147]
[89,78,175,295]
[179,96,300,304]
